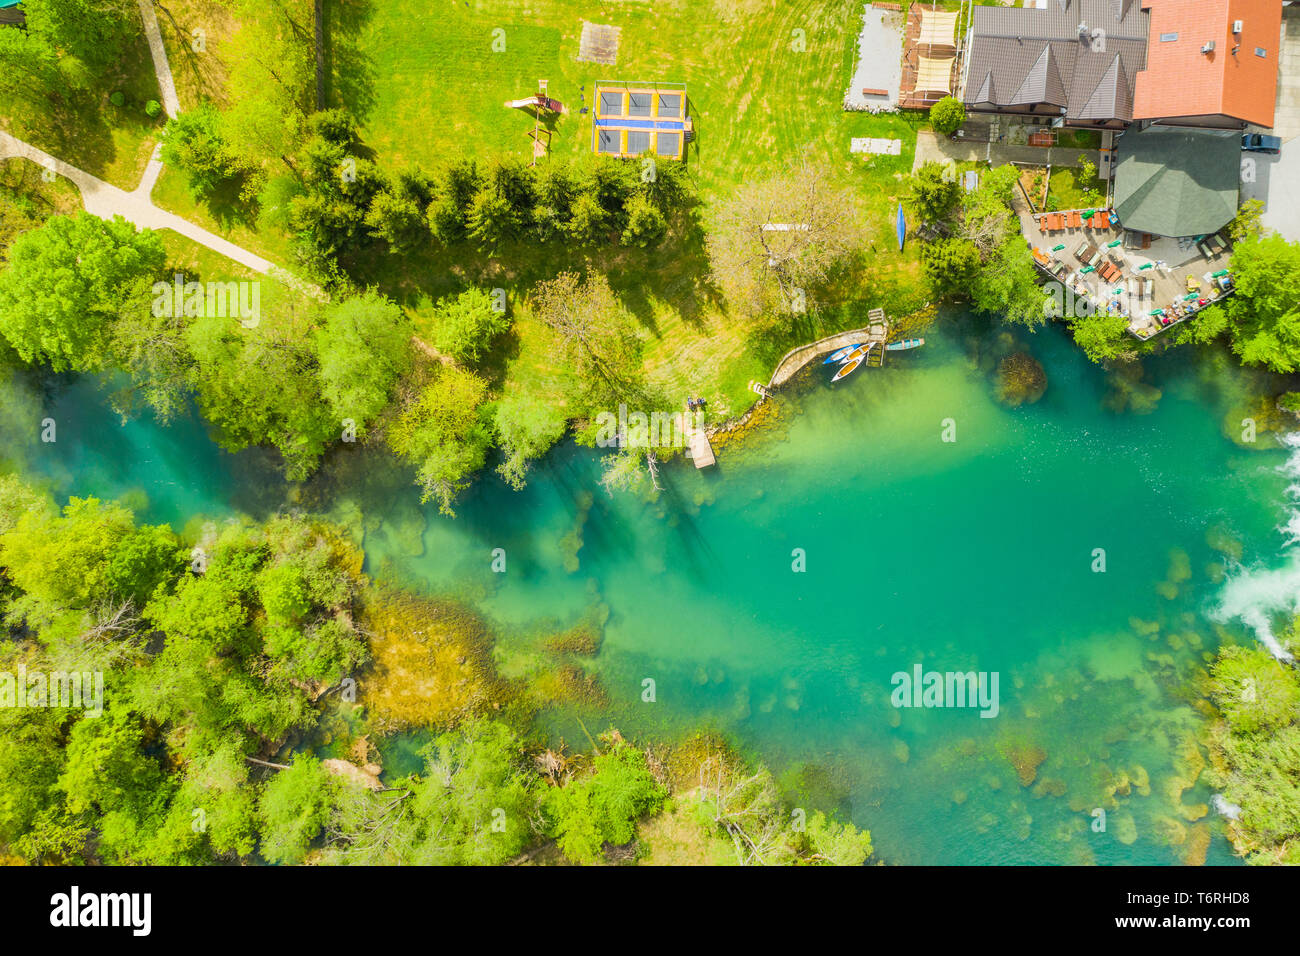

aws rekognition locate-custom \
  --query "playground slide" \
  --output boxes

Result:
[504,96,566,113]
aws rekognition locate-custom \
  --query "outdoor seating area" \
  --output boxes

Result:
[899,4,957,110]
[1022,207,1235,339]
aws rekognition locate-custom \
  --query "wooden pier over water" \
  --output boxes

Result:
[766,309,889,389]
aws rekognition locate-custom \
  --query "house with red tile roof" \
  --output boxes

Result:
[1132,0,1280,129]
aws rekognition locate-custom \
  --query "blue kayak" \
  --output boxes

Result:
[896,205,906,252]
[823,344,864,364]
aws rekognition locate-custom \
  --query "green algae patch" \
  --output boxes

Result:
[999,738,1047,787]
[1102,363,1162,415]
[995,352,1047,407]
[544,623,604,657]
[360,591,507,732]
[1183,824,1211,865]
[559,491,594,574]
[529,663,609,709]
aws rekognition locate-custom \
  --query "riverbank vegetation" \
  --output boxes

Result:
[1207,642,1300,864]
[0,481,872,865]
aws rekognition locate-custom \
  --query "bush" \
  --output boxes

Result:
[930,96,965,135]
[109,91,126,108]
[160,104,243,198]
[145,100,162,118]
[546,743,666,864]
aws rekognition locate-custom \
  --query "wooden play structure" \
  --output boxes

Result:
[505,80,566,165]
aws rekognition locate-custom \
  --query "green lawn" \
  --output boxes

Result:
[1047,165,1106,212]
[151,164,298,270]
[0,23,164,190]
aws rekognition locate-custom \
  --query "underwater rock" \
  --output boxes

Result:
[1179,802,1209,823]
[1224,395,1288,450]
[953,789,968,805]
[1174,735,1207,790]
[1167,548,1191,584]
[1013,812,1033,842]
[558,491,594,574]
[893,740,910,764]
[543,622,604,657]
[1103,363,1162,415]
[532,663,610,709]
[1113,769,1131,798]
[361,592,505,731]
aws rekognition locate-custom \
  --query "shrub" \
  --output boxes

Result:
[930,96,965,135]
[109,91,126,107]
[145,100,162,118]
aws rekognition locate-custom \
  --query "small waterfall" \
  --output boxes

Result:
[1211,432,1300,663]
[1211,793,1242,820]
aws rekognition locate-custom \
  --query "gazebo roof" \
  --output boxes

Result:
[1113,126,1239,238]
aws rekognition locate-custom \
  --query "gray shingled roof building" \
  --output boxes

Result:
[962,0,1148,128]
[1111,126,1239,237]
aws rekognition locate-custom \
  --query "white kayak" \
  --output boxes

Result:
[831,355,865,381]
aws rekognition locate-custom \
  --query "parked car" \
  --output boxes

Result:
[1242,132,1282,154]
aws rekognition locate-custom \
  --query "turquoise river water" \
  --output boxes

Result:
[5,313,1296,865]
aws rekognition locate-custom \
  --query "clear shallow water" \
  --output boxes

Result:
[7,316,1291,865]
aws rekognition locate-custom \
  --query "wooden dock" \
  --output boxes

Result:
[688,426,715,468]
